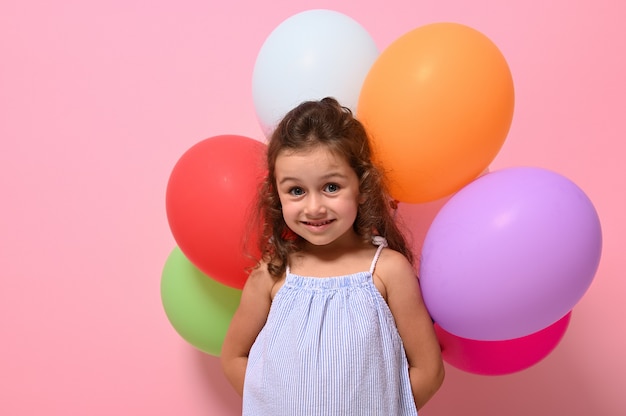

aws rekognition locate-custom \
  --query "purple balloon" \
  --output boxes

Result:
[420,167,602,340]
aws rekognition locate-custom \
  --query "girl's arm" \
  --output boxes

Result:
[220,263,274,396]
[377,250,445,410]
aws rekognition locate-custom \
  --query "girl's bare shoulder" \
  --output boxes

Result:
[379,247,414,270]
[246,260,285,299]
[375,248,417,285]
[244,261,274,291]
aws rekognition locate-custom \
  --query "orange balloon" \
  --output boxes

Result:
[358,23,514,203]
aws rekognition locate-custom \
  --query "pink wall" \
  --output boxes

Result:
[1,0,624,414]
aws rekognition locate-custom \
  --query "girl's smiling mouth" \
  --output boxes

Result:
[302,219,335,227]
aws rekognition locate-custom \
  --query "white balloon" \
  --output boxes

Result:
[252,9,379,137]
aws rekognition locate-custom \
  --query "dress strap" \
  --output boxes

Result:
[369,236,388,274]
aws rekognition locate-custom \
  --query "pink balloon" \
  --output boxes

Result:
[421,167,602,340]
[436,312,571,376]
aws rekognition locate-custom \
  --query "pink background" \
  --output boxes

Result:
[1,0,624,415]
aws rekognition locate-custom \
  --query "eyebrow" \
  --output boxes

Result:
[277,171,349,185]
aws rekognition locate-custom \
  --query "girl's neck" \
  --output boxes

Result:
[301,230,364,256]
[290,232,374,277]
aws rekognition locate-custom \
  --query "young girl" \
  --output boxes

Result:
[221,97,444,415]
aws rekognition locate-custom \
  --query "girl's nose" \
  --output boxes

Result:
[305,194,327,216]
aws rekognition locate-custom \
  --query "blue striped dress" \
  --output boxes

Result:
[242,239,418,415]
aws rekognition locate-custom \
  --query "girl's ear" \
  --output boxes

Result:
[358,194,367,204]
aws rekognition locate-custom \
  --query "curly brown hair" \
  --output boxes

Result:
[253,97,414,278]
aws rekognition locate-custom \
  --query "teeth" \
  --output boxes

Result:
[305,220,332,226]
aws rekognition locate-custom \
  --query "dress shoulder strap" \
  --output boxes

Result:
[369,236,388,274]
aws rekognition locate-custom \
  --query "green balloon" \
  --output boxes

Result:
[161,247,242,356]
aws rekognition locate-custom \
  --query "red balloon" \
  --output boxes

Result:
[435,312,571,376]
[166,135,266,289]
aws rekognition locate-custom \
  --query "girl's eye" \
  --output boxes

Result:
[324,183,340,193]
[288,187,305,196]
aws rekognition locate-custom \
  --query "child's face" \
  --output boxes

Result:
[274,145,362,247]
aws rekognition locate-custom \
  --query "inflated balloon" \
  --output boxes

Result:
[436,312,571,376]
[397,169,488,259]
[161,247,242,356]
[166,135,265,289]
[420,167,602,340]
[396,198,450,262]
[253,9,379,136]
[358,23,514,203]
